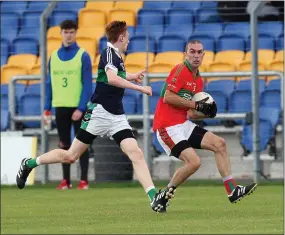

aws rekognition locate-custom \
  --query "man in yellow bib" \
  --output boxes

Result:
[43,20,92,190]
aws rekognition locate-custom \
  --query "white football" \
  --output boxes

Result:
[192,92,214,117]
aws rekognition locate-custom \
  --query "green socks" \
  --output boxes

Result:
[147,187,157,201]
[26,158,39,169]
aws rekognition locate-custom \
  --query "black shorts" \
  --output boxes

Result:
[76,128,135,146]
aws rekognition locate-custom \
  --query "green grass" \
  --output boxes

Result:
[1,182,283,234]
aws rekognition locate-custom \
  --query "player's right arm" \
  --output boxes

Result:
[106,69,152,96]
[101,48,152,96]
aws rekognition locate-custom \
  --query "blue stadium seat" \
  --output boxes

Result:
[22,11,42,28]
[1,56,8,66]
[217,35,245,52]
[261,90,281,110]
[1,12,19,30]
[1,38,10,57]
[277,34,284,50]
[258,21,283,39]
[189,35,215,51]
[1,109,9,131]
[122,89,137,114]
[1,84,27,113]
[203,91,227,126]
[241,120,273,152]
[127,36,156,53]
[99,37,107,54]
[12,37,38,55]
[49,10,78,27]
[241,107,280,152]
[166,9,194,26]
[236,79,266,94]
[18,27,40,41]
[194,23,223,40]
[127,26,136,38]
[150,81,164,113]
[27,2,49,11]
[205,80,236,98]
[172,1,201,11]
[164,24,192,41]
[135,25,164,42]
[143,1,172,11]
[152,133,166,154]
[267,79,281,91]
[229,90,251,125]
[137,9,164,26]
[1,1,28,15]
[1,84,9,110]
[223,22,250,40]
[26,84,41,95]
[158,35,185,53]
[19,94,41,128]
[137,94,143,114]
[196,9,220,23]
[56,2,86,11]
[1,12,19,43]
[246,35,275,51]
[201,1,218,9]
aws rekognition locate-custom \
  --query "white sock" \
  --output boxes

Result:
[222,175,233,182]
[36,157,41,165]
[145,185,155,193]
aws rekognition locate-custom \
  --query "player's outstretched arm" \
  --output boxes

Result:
[107,69,152,96]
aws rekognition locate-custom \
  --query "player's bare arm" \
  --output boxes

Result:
[106,69,152,96]
[126,70,145,84]
[164,90,196,109]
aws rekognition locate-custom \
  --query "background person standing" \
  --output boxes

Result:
[43,20,92,190]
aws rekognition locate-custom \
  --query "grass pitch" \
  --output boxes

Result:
[1,181,283,234]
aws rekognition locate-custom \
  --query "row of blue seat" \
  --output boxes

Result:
[0,1,219,15]
[1,79,282,130]
[1,33,283,62]
[2,9,283,41]
[0,1,86,14]
[99,33,284,54]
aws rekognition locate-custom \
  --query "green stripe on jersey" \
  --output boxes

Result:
[80,103,97,130]
[96,69,126,84]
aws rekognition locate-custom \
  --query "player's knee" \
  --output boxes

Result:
[63,151,77,164]
[180,152,201,171]
[214,137,227,153]
[189,155,201,171]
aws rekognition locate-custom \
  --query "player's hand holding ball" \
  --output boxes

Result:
[193,92,217,118]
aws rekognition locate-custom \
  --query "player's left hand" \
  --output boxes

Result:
[207,102,217,118]
[133,70,146,84]
[72,109,83,121]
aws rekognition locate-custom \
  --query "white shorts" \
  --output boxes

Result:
[156,120,207,157]
[80,103,132,138]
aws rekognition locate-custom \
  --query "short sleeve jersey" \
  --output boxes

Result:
[153,60,204,131]
[90,43,126,115]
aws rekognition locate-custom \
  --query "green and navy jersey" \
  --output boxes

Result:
[91,42,126,115]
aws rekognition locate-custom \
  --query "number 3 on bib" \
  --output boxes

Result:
[62,77,68,87]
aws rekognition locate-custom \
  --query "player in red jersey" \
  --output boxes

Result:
[152,40,257,212]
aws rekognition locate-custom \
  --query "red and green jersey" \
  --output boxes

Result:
[153,60,204,131]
